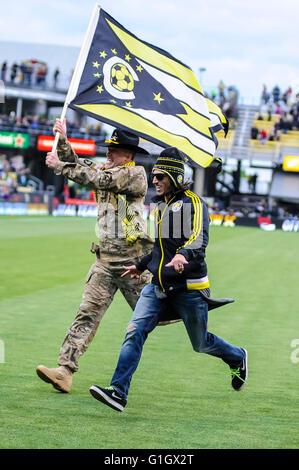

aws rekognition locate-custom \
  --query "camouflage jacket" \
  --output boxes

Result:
[54,137,153,262]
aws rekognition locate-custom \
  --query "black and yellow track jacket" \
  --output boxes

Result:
[136,189,210,294]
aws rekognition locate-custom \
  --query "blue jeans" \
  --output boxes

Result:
[110,284,244,399]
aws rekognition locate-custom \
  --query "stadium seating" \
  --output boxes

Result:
[279,131,299,147]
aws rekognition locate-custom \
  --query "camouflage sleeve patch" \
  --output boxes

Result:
[77,158,97,168]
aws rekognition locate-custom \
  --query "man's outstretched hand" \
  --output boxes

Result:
[121,265,143,283]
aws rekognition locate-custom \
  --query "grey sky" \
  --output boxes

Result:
[0,0,298,103]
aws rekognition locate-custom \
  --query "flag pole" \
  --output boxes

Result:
[52,3,101,152]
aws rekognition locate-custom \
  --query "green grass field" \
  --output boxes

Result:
[0,216,298,449]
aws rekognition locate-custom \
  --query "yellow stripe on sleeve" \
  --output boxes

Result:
[176,191,202,252]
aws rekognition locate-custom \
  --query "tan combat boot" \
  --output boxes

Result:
[36,365,73,393]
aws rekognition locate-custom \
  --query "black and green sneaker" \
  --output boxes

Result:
[230,348,248,391]
[89,385,127,412]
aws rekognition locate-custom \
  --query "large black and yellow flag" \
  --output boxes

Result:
[66,4,228,168]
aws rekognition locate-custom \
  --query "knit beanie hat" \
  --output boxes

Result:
[153,147,185,187]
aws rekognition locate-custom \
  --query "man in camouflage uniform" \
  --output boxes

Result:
[36,120,153,393]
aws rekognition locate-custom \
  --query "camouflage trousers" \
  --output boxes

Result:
[58,257,151,372]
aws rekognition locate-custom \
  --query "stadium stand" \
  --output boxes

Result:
[1,63,299,222]
[0,113,108,143]
[1,59,64,91]
[251,84,299,144]
[208,85,299,220]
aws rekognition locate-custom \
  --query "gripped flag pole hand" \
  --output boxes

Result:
[45,151,60,169]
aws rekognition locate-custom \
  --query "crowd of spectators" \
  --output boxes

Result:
[251,85,299,143]
[0,111,108,203]
[210,197,297,220]
[0,112,108,142]
[0,150,99,204]
[234,198,289,219]
[1,60,61,89]
[0,155,32,200]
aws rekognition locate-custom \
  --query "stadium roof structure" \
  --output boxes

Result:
[4,84,66,104]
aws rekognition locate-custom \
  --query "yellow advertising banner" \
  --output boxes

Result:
[282,156,299,172]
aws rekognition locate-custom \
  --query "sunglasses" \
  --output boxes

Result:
[152,173,167,182]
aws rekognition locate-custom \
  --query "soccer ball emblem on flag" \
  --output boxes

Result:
[111,63,134,92]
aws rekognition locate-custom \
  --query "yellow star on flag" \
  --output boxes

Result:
[97,85,104,93]
[99,51,107,58]
[110,99,117,104]
[111,48,117,54]
[93,73,101,78]
[125,102,132,108]
[125,54,131,62]
[153,92,164,104]
[136,65,143,72]
[92,61,100,68]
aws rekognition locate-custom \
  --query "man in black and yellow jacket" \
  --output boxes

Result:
[136,175,210,298]
[89,147,248,412]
